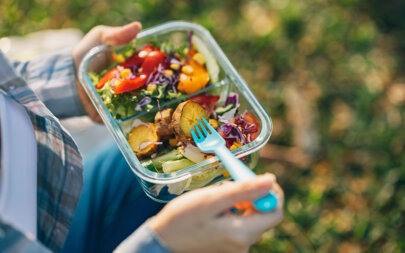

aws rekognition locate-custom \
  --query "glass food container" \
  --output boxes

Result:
[78,21,273,202]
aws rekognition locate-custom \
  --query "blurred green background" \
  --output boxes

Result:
[1,0,405,252]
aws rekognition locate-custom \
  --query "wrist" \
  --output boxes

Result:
[148,215,174,251]
[148,215,167,242]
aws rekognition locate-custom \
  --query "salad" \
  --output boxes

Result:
[123,91,260,194]
[90,32,219,120]
[89,33,261,194]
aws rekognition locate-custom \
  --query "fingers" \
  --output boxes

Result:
[216,182,284,246]
[241,182,283,215]
[204,174,276,213]
[72,21,142,123]
[101,22,142,46]
[237,182,284,232]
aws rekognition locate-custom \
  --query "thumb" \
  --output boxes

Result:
[101,22,142,46]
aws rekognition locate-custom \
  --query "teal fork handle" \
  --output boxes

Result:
[214,146,278,212]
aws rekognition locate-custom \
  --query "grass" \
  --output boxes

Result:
[1,0,405,252]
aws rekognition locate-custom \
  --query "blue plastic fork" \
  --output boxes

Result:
[191,117,278,212]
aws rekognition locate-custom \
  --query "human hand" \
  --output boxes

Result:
[72,22,142,122]
[148,174,284,253]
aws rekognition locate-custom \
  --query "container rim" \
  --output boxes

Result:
[78,21,273,185]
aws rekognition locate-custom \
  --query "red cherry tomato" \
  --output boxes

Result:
[97,67,119,89]
[190,95,220,116]
[114,74,148,94]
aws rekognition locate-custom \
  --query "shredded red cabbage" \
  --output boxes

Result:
[135,96,152,111]
[130,65,138,75]
[225,92,239,107]
[146,64,179,92]
[217,108,259,146]
[232,111,258,134]
[217,123,246,144]
[139,141,163,150]
[218,123,233,135]
[186,31,193,61]
[131,119,153,131]
[169,58,184,66]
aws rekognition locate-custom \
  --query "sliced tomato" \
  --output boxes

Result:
[190,95,220,116]
[97,67,119,89]
[232,112,259,141]
[114,74,148,94]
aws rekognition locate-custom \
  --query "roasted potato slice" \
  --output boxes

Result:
[154,108,174,140]
[172,100,208,141]
[128,123,160,158]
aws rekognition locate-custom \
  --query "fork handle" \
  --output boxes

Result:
[214,145,278,212]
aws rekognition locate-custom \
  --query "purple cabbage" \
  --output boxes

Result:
[218,109,258,145]
[169,58,184,66]
[217,123,246,144]
[186,31,193,61]
[146,64,179,92]
[217,123,233,136]
[130,65,138,75]
[225,92,239,107]
[135,96,152,111]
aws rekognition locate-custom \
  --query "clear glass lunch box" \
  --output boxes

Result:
[78,21,273,202]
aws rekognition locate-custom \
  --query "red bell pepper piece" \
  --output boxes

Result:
[121,44,158,68]
[114,74,148,94]
[97,44,167,93]
[140,51,167,74]
[97,67,119,89]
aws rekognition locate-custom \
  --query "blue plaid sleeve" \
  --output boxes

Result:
[12,48,86,118]
[0,219,51,253]
[1,51,84,252]
[114,221,171,253]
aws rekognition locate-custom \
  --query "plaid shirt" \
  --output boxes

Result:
[0,49,170,253]
[0,49,84,252]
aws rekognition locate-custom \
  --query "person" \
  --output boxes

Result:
[0,21,284,253]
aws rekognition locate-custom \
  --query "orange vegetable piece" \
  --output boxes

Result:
[177,49,210,94]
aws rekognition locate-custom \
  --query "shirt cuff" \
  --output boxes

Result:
[0,218,52,253]
[21,47,86,118]
[114,220,171,253]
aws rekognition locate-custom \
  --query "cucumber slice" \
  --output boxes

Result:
[150,149,184,169]
[142,160,160,173]
[215,103,235,115]
[192,35,219,83]
[162,159,195,173]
